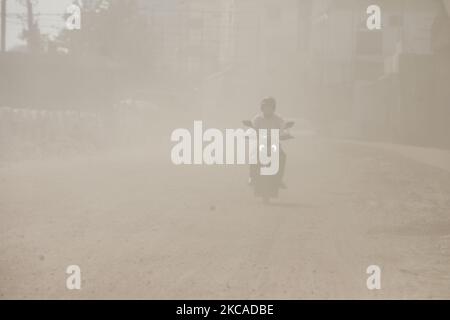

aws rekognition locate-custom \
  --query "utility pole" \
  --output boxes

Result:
[25,0,38,52]
[26,0,33,32]
[1,0,6,52]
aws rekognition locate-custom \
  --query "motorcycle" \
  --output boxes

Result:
[242,120,295,204]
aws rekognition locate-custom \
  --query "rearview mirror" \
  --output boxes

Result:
[285,121,295,129]
[242,120,253,128]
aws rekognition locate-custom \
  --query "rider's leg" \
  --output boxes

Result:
[248,164,258,185]
[278,149,287,187]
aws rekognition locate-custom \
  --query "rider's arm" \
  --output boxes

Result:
[251,114,262,129]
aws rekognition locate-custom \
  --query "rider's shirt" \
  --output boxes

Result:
[252,113,285,131]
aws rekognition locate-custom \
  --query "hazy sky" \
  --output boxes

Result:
[2,0,73,50]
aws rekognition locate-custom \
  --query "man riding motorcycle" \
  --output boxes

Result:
[248,97,288,189]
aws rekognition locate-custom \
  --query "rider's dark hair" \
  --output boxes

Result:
[261,97,276,110]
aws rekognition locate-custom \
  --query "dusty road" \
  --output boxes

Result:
[1,136,450,299]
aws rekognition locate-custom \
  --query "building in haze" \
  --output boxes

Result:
[137,0,236,78]
[307,0,450,147]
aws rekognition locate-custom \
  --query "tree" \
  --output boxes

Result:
[57,0,151,67]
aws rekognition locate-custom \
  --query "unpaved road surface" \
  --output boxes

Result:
[1,136,450,299]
